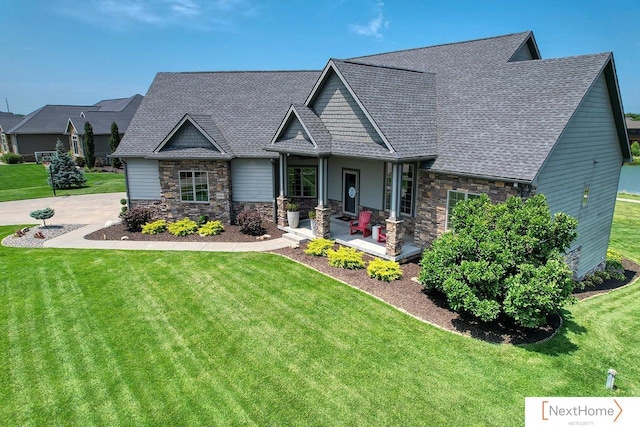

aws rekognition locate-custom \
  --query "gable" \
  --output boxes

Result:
[310,70,385,147]
[279,115,312,143]
[160,120,220,152]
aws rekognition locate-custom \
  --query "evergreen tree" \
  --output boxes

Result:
[108,122,122,168]
[48,139,86,189]
[83,121,95,169]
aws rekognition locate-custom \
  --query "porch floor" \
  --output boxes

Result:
[279,217,423,262]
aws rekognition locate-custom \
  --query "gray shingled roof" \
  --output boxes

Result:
[626,118,640,130]
[0,115,24,133]
[351,33,622,181]
[119,31,627,182]
[9,95,142,135]
[115,71,320,158]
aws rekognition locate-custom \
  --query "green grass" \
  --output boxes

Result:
[0,163,124,202]
[609,199,640,263]
[617,192,640,201]
[1,224,638,426]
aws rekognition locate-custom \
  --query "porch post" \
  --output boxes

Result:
[315,156,331,238]
[276,153,288,227]
[385,163,404,257]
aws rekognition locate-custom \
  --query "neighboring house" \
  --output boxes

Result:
[0,112,24,154]
[7,94,142,163]
[115,32,631,279]
[626,118,640,146]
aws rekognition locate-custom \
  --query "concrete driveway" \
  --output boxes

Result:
[0,192,126,225]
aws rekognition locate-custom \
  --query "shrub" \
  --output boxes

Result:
[198,220,225,237]
[419,194,577,328]
[327,246,365,270]
[29,207,55,227]
[120,198,128,214]
[286,202,299,212]
[631,141,640,157]
[74,156,86,168]
[120,207,153,232]
[168,218,199,236]
[367,258,403,282]
[237,209,265,236]
[308,210,316,219]
[198,214,208,225]
[142,219,167,235]
[304,238,335,256]
[1,152,22,164]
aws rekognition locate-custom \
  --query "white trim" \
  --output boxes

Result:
[178,170,210,203]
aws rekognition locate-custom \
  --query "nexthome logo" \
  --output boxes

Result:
[525,397,639,426]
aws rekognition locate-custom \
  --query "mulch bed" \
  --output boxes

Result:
[83,224,640,345]
[271,244,640,345]
[85,222,285,243]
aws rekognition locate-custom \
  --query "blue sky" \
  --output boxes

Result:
[2,0,639,114]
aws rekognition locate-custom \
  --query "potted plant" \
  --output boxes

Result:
[286,202,300,228]
[308,210,317,235]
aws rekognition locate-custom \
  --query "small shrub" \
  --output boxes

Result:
[367,258,403,282]
[308,210,316,219]
[198,214,208,225]
[168,218,199,236]
[631,141,640,157]
[304,238,334,256]
[120,207,153,232]
[1,153,23,164]
[327,246,365,270]
[142,219,167,235]
[237,209,265,236]
[198,220,225,237]
[29,207,55,227]
[286,202,299,212]
[606,249,625,280]
[74,156,86,168]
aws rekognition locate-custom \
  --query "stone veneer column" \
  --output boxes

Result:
[276,196,288,227]
[315,206,331,239]
[385,218,404,257]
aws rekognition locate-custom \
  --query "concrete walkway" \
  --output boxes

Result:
[0,193,293,252]
[617,197,640,204]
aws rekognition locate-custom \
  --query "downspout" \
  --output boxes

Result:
[271,158,278,222]
[122,159,131,208]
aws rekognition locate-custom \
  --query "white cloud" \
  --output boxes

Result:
[349,1,389,38]
[60,0,250,31]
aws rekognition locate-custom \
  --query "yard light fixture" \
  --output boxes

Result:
[606,369,617,389]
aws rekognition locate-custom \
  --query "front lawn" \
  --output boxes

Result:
[1,225,638,426]
[0,163,125,202]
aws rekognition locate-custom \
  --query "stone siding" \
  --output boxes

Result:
[414,171,522,246]
[232,201,274,224]
[155,160,232,222]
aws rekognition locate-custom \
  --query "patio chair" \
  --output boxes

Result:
[349,211,372,237]
[377,227,387,243]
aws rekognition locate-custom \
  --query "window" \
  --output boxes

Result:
[287,167,317,197]
[384,163,415,215]
[446,190,481,230]
[71,134,80,155]
[582,184,590,207]
[179,171,209,202]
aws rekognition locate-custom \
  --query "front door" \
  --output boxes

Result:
[343,169,359,216]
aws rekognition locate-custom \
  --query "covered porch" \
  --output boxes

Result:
[278,215,423,262]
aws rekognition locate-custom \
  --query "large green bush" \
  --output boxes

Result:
[1,152,23,164]
[419,194,577,328]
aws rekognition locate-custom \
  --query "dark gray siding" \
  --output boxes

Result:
[510,44,534,62]
[535,73,623,278]
[163,122,218,151]
[312,72,384,145]
[231,158,273,202]
[127,158,161,200]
